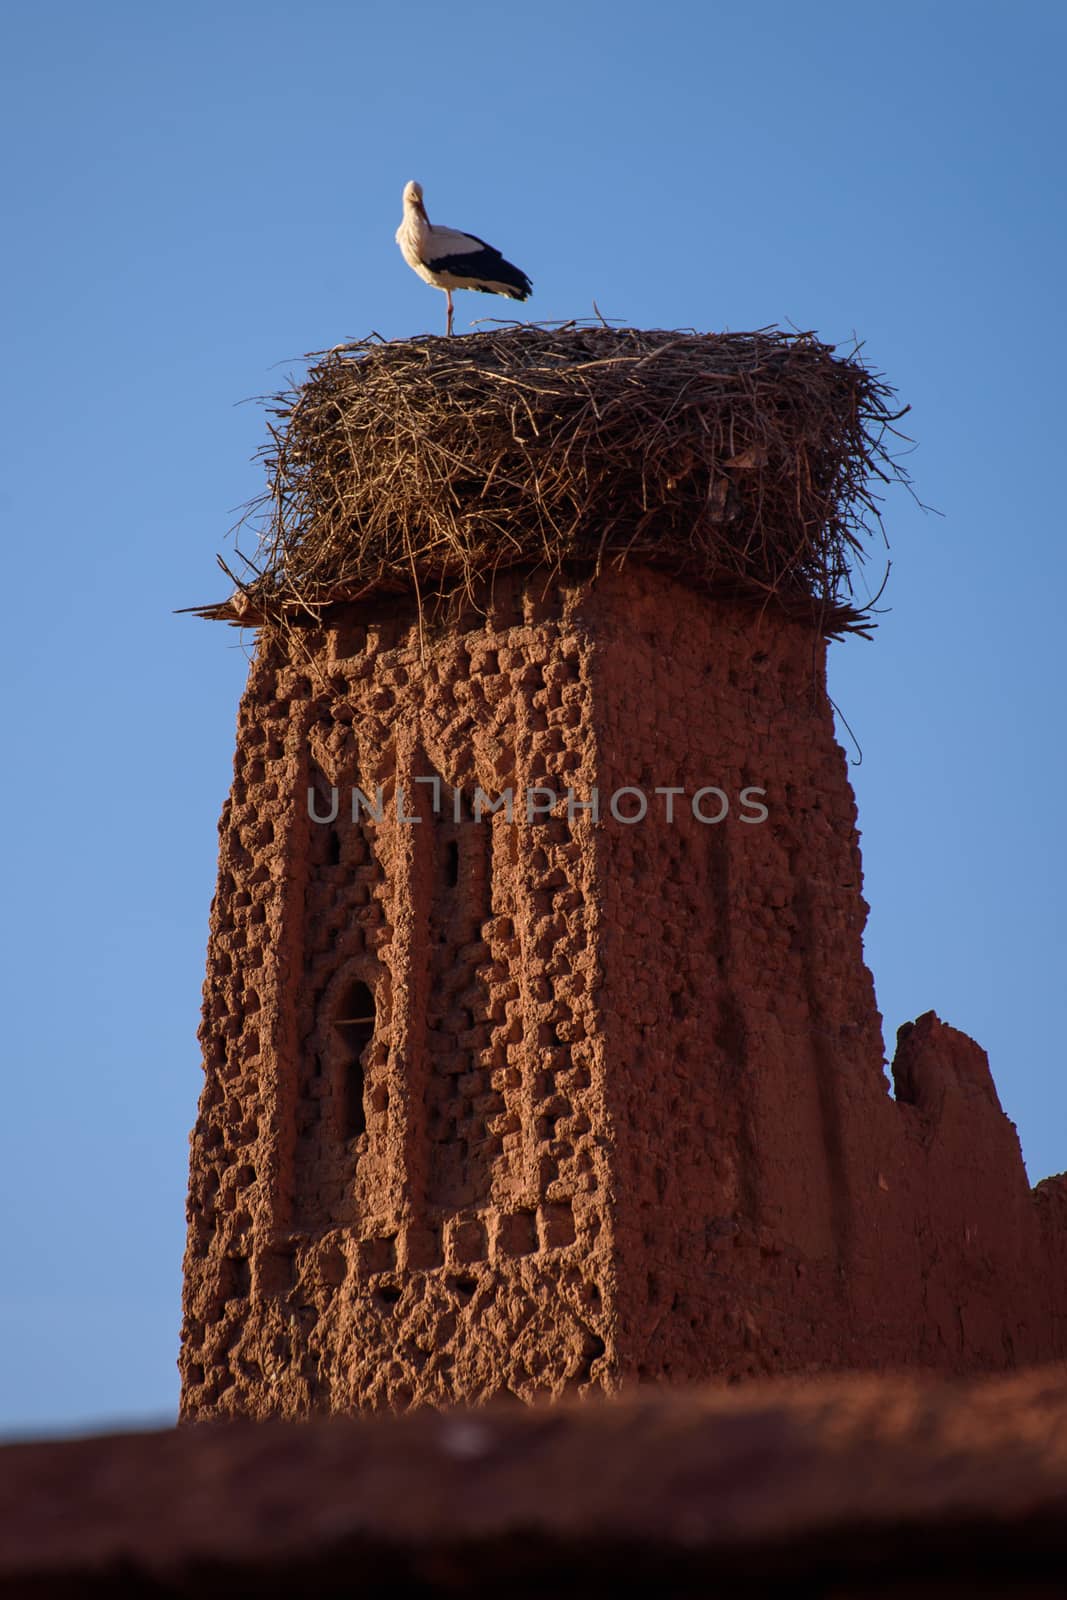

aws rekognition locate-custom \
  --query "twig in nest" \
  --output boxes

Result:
[193,323,913,641]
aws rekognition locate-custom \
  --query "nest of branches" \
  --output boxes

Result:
[197,324,910,638]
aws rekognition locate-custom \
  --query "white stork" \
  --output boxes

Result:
[395,180,532,335]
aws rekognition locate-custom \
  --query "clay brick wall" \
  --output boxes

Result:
[180,565,1066,1419]
[183,572,613,1415]
[589,574,878,1379]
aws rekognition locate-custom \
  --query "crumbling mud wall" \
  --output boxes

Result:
[589,576,1065,1378]
[180,565,1066,1419]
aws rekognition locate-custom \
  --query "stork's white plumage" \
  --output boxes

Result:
[396,180,532,335]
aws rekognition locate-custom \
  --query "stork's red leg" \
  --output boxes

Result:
[446,289,454,336]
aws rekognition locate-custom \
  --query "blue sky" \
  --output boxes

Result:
[1,0,1064,1435]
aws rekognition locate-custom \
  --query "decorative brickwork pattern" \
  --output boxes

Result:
[181,567,1066,1418]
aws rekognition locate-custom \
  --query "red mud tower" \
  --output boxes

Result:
[180,329,1066,1418]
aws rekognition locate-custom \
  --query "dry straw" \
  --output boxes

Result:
[194,323,911,638]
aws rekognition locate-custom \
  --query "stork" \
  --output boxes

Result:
[395,180,532,335]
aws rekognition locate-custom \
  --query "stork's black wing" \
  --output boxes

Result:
[425,236,532,300]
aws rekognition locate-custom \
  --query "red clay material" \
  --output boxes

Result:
[6,1370,1067,1596]
[180,566,1066,1418]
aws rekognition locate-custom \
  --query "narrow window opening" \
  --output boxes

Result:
[328,827,342,866]
[335,980,375,1139]
[445,838,460,888]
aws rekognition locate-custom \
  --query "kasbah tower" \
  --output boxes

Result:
[179,327,1066,1419]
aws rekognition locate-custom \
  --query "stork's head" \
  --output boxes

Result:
[402,180,427,218]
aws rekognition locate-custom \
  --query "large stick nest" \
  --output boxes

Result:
[196,324,911,638]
